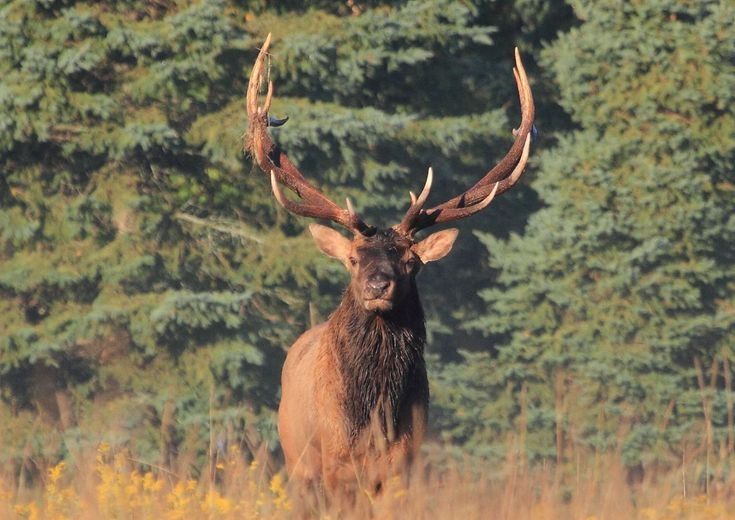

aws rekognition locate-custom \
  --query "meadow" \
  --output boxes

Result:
[3,441,735,519]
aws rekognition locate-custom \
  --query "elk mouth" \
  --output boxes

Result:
[363,297,394,313]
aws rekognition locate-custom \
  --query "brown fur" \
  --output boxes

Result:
[278,228,444,497]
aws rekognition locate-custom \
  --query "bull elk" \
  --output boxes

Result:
[245,34,534,495]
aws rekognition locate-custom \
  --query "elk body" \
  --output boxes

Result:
[245,34,534,494]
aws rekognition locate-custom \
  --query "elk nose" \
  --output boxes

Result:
[366,272,392,298]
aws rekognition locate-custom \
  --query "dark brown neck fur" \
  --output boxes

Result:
[328,284,426,443]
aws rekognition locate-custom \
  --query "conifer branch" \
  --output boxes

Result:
[173,212,263,244]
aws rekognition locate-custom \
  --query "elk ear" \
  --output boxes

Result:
[309,224,351,261]
[412,228,459,264]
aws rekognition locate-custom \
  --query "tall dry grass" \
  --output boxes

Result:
[2,440,735,519]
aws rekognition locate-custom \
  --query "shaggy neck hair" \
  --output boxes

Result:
[327,282,426,443]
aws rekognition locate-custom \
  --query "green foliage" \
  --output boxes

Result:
[0,0,280,472]
[0,0,542,476]
[3,0,730,480]
[433,0,735,469]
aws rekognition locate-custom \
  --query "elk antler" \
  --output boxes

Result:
[394,48,535,236]
[245,34,374,235]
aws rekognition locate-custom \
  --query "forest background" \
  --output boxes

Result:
[1,0,734,494]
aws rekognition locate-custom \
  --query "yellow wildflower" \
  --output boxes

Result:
[269,473,292,511]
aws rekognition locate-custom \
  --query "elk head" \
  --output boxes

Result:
[308,223,458,313]
[245,34,534,314]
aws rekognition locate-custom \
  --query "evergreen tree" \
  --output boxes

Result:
[434,0,735,470]
[0,0,548,475]
[0,0,287,474]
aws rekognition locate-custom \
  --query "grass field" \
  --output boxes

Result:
[3,442,735,519]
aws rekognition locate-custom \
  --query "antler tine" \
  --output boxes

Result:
[496,132,531,191]
[425,134,530,223]
[246,34,270,120]
[405,48,535,234]
[427,181,500,222]
[394,167,433,236]
[346,197,357,219]
[263,80,274,114]
[269,171,340,219]
[245,35,373,235]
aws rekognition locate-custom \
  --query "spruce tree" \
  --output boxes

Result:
[0,0,286,472]
[0,0,547,473]
[434,0,735,470]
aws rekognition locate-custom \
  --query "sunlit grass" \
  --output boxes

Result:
[3,443,735,519]
[3,444,291,520]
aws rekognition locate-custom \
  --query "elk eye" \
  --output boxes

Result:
[406,258,417,271]
[349,257,358,266]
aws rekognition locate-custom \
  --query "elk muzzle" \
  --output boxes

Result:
[363,270,397,311]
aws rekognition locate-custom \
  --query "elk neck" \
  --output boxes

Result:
[326,282,427,443]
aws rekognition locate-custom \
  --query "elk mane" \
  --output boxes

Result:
[329,281,427,443]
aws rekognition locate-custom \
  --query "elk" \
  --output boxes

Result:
[245,34,534,494]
